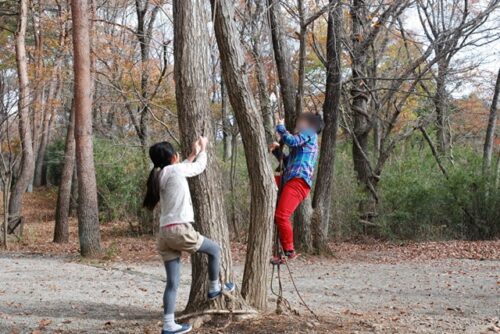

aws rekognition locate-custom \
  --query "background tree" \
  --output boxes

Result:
[54,101,75,244]
[9,0,35,222]
[71,0,101,257]
[416,0,500,155]
[310,0,342,254]
[482,69,499,174]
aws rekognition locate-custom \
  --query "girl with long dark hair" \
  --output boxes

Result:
[144,136,234,334]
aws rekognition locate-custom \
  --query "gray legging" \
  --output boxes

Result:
[163,237,220,315]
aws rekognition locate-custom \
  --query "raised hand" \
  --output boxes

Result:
[192,139,202,156]
[198,136,208,152]
[269,142,280,152]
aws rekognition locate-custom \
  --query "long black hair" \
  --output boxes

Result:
[143,141,177,210]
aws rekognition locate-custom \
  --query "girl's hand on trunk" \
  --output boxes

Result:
[198,136,208,152]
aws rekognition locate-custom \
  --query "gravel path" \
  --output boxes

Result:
[0,253,498,333]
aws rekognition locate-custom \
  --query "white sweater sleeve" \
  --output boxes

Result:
[173,151,207,177]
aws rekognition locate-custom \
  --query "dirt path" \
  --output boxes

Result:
[0,253,498,333]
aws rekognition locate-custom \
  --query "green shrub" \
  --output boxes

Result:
[45,138,148,223]
[45,139,66,185]
[93,138,147,222]
[376,147,500,240]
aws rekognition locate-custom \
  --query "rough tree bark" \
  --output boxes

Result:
[71,0,101,257]
[172,0,250,316]
[54,103,75,243]
[311,0,341,255]
[210,0,277,310]
[9,0,35,219]
[483,68,500,174]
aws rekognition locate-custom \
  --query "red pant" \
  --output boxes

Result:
[274,177,310,251]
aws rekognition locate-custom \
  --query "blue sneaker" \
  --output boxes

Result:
[161,323,192,334]
[208,282,235,300]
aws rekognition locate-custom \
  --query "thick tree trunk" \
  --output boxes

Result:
[483,68,500,173]
[71,0,101,257]
[210,0,277,310]
[54,103,75,243]
[173,0,249,315]
[311,1,341,255]
[9,0,35,218]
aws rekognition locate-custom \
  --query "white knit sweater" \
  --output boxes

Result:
[158,151,207,227]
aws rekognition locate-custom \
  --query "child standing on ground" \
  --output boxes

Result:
[270,113,323,263]
[143,136,234,334]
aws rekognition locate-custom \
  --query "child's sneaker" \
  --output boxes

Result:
[284,250,299,261]
[208,282,235,300]
[270,251,299,265]
[270,255,286,265]
[161,323,192,334]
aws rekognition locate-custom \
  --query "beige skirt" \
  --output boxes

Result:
[157,223,204,262]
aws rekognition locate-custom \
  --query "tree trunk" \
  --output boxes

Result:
[267,0,298,128]
[173,0,250,315]
[210,0,277,310]
[135,0,159,152]
[350,0,377,218]
[9,0,35,219]
[71,0,101,257]
[54,103,75,243]
[221,78,232,162]
[483,68,500,174]
[434,59,449,155]
[311,0,341,255]
[295,0,306,116]
[251,0,274,144]
[34,67,60,187]
[70,165,78,217]
[31,0,44,173]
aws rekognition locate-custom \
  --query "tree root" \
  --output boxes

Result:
[176,309,258,321]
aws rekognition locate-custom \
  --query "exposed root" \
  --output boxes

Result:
[176,309,259,321]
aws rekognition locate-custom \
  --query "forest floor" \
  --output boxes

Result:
[0,189,499,334]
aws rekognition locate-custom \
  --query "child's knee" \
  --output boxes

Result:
[275,210,289,223]
[166,275,180,290]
